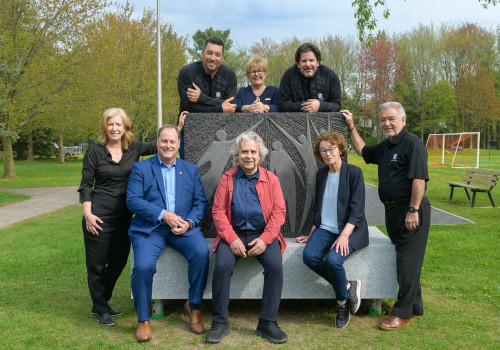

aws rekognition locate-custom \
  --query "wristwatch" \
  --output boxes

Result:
[186,219,194,229]
[408,206,418,213]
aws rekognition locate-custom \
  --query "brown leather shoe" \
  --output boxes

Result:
[184,300,205,334]
[136,321,152,342]
[379,315,411,331]
[386,305,424,319]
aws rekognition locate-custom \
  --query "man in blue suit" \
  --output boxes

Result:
[126,124,209,342]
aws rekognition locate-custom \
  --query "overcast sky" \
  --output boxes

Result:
[115,0,500,49]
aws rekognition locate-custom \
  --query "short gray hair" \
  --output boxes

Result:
[379,102,406,121]
[230,131,268,166]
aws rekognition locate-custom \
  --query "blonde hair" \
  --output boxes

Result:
[98,108,134,149]
[245,57,268,76]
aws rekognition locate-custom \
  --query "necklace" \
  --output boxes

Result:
[252,85,266,102]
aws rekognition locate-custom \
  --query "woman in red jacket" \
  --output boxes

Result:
[205,131,288,345]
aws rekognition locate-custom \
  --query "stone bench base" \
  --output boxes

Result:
[131,227,397,317]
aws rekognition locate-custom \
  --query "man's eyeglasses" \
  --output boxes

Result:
[319,146,338,154]
[249,70,265,76]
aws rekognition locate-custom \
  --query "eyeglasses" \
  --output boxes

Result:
[319,146,338,154]
[249,70,265,76]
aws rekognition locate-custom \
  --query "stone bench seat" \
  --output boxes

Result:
[131,227,397,317]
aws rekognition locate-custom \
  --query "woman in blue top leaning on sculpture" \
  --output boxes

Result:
[296,131,369,329]
[235,57,279,113]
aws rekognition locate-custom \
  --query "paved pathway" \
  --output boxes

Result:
[363,183,473,225]
[0,186,79,229]
[0,184,472,230]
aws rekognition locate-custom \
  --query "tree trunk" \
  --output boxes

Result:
[483,127,488,150]
[496,122,500,150]
[375,115,381,143]
[2,134,17,179]
[420,113,424,141]
[27,131,34,162]
[58,132,65,164]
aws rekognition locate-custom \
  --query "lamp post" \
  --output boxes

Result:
[156,0,162,131]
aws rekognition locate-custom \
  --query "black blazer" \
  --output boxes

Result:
[313,160,369,250]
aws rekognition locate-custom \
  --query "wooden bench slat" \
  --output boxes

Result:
[461,177,497,187]
[464,172,498,181]
[467,168,500,176]
[447,182,489,191]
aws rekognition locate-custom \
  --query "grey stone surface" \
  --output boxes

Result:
[131,226,397,300]
[184,112,347,237]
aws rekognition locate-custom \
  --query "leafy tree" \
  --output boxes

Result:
[248,37,300,88]
[351,0,497,43]
[396,24,442,139]
[0,0,108,178]
[422,80,457,135]
[319,35,359,97]
[442,23,497,86]
[358,36,403,140]
[456,60,500,146]
[75,3,188,142]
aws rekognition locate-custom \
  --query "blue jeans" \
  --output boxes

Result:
[302,228,355,301]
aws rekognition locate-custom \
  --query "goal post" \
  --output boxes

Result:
[426,132,480,168]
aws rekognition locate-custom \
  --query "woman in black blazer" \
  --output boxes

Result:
[296,131,368,329]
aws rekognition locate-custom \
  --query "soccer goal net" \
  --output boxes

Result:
[426,132,480,168]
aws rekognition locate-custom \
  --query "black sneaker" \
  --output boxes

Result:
[336,303,350,328]
[256,321,288,343]
[97,312,115,327]
[348,280,361,314]
[91,308,124,317]
[205,322,230,343]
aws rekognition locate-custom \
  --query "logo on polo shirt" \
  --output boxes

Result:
[216,92,221,98]
[318,93,324,100]
[391,153,398,162]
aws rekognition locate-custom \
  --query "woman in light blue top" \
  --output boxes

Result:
[296,131,369,329]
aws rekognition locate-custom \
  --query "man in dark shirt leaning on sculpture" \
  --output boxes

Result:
[177,37,237,157]
[279,42,341,113]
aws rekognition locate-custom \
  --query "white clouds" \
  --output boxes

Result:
[118,0,500,48]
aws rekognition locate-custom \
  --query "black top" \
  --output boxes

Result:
[78,140,156,202]
[362,127,429,203]
[278,64,341,112]
[177,60,237,114]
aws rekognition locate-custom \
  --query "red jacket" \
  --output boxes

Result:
[212,166,287,254]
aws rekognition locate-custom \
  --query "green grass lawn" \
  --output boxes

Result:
[0,192,30,207]
[0,204,498,349]
[0,157,83,189]
[1,150,499,349]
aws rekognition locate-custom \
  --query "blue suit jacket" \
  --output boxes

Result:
[126,155,207,238]
[313,160,369,250]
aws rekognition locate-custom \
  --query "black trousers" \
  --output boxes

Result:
[82,193,132,314]
[211,231,283,323]
[385,196,431,319]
